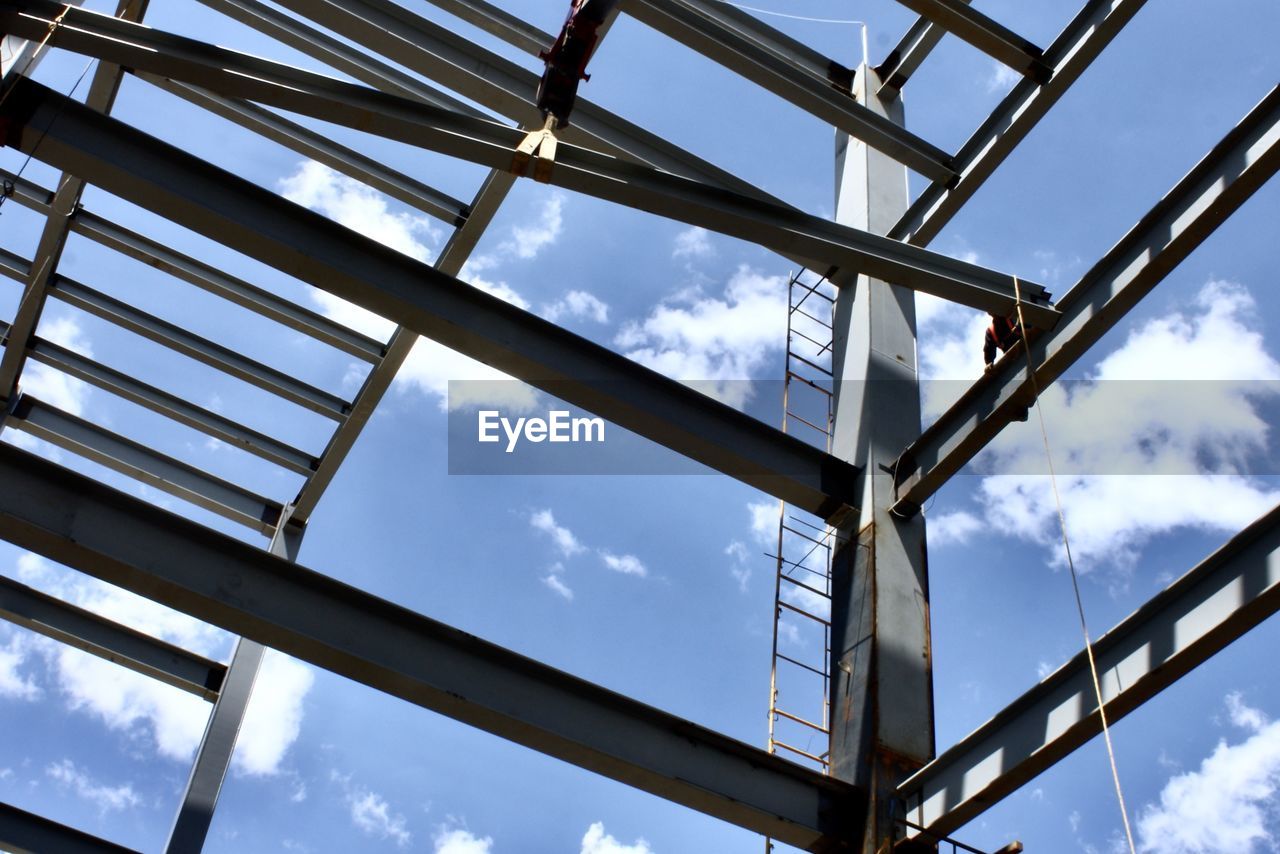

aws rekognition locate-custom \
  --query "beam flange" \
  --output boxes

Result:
[890,0,1049,81]
[0,573,225,699]
[891,83,1280,516]
[0,4,1055,321]
[901,500,1280,836]
[0,443,864,849]
[1,75,860,517]
[0,802,138,854]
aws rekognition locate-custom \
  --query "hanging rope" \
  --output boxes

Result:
[1010,279,1137,854]
[706,0,866,26]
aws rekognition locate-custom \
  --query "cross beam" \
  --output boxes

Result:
[0,75,860,518]
[0,443,864,850]
[0,2,1056,323]
[901,500,1280,836]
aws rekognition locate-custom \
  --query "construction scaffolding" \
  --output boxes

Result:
[0,0,1276,851]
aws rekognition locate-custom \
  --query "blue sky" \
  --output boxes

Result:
[1,0,1280,852]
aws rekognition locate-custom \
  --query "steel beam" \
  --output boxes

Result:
[890,0,1049,81]
[0,254,352,420]
[164,524,299,852]
[2,76,868,517]
[0,443,864,849]
[876,1,971,99]
[9,395,284,533]
[891,83,1280,516]
[164,638,263,852]
[890,0,1148,246]
[139,74,469,226]
[0,9,1055,321]
[0,802,138,854]
[23,333,317,475]
[0,0,145,411]
[206,0,773,199]
[901,501,1280,836]
[421,0,550,56]
[289,167,516,524]
[623,0,956,181]
[0,573,225,699]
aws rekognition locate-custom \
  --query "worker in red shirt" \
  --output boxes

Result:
[983,312,1021,371]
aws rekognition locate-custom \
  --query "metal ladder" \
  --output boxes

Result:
[765,270,842,781]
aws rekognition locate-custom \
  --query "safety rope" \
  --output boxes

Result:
[0,5,72,110]
[707,0,866,26]
[1010,279,1137,854]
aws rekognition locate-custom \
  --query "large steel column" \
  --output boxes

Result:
[827,64,933,852]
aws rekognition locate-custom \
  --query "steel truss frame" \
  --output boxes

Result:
[0,0,1275,849]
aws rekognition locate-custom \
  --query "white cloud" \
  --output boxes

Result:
[616,265,786,408]
[747,500,779,546]
[672,226,713,259]
[503,193,565,259]
[21,316,93,416]
[725,540,751,592]
[234,650,314,776]
[543,290,610,324]
[542,572,574,601]
[349,789,411,847]
[0,632,40,700]
[927,510,982,546]
[435,827,493,854]
[943,281,1280,572]
[987,62,1020,93]
[279,161,439,263]
[599,551,647,578]
[46,759,141,813]
[530,509,586,557]
[11,554,312,773]
[581,822,655,854]
[1137,692,1280,852]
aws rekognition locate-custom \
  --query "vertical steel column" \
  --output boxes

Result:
[827,63,933,852]
[163,522,303,853]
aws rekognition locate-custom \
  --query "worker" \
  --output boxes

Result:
[983,312,1021,371]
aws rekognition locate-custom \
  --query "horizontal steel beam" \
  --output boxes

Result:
[138,73,470,226]
[0,444,865,849]
[24,333,317,475]
[421,0,551,57]
[891,0,1147,246]
[1,77,860,517]
[0,251,352,420]
[0,574,225,699]
[891,0,1049,81]
[901,501,1280,836]
[0,801,138,854]
[9,395,284,533]
[891,84,1280,515]
[876,2,971,99]
[623,0,956,181]
[0,6,1055,321]
[0,171,387,363]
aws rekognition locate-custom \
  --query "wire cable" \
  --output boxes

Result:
[1010,280,1137,854]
